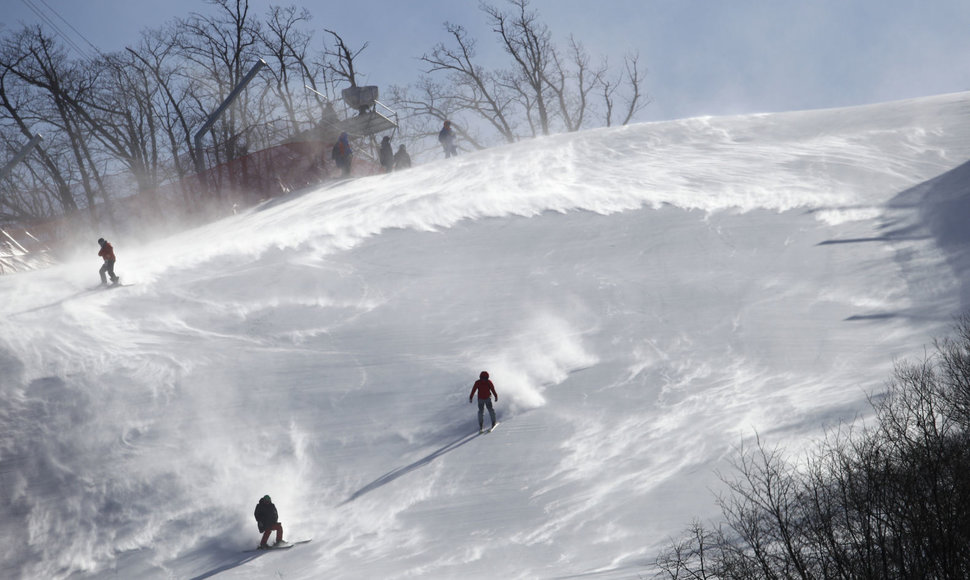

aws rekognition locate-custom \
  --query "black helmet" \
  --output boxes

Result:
[262,495,271,502]
[98,238,105,245]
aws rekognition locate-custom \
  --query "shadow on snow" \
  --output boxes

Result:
[341,429,482,505]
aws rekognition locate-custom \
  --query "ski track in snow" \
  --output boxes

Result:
[1,92,970,579]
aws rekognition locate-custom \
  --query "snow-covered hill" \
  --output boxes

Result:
[2,92,970,579]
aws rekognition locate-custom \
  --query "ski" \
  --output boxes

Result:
[480,422,499,434]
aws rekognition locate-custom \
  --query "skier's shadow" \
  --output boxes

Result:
[9,288,97,317]
[341,428,480,505]
[189,552,265,580]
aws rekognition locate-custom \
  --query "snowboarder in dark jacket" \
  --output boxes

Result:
[379,136,394,173]
[331,132,353,177]
[97,237,119,286]
[438,120,457,158]
[469,371,498,433]
[254,495,285,548]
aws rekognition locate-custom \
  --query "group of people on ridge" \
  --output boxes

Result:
[379,135,412,173]
[332,132,412,177]
[331,119,458,178]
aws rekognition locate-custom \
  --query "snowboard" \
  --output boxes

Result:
[89,282,133,291]
[243,538,312,553]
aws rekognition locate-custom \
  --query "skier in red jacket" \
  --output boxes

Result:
[97,237,119,286]
[469,371,498,433]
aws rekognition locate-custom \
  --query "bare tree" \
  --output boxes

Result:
[125,26,202,180]
[324,29,366,90]
[404,0,650,151]
[654,315,970,579]
[0,1,376,242]
[259,5,324,135]
[602,51,650,127]
[0,26,110,223]
[175,0,264,164]
[84,53,162,195]
[483,0,553,136]
[544,36,604,132]
[0,58,77,217]
[655,520,726,580]
[0,0,654,246]
[416,22,516,144]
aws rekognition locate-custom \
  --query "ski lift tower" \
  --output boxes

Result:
[193,59,267,175]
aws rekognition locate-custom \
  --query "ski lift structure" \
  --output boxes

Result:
[336,85,398,137]
[302,84,398,141]
[186,77,400,212]
[284,84,398,174]
[192,62,398,175]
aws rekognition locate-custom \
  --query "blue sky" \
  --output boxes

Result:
[5,0,970,122]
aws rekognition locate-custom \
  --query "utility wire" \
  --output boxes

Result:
[19,0,95,61]
[38,0,103,57]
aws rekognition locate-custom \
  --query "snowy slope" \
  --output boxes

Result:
[2,92,970,579]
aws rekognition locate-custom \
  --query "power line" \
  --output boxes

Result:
[19,0,91,59]
[19,0,95,60]
[38,0,102,57]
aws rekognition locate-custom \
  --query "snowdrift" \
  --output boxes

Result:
[2,92,970,579]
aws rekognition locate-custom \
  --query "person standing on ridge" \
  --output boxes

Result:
[394,144,412,170]
[379,135,394,173]
[254,495,285,549]
[97,237,119,286]
[331,132,353,177]
[469,371,498,433]
[438,120,458,158]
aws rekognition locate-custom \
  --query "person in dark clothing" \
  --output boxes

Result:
[379,136,394,173]
[331,132,353,177]
[254,495,285,548]
[438,120,458,158]
[469,371,498,433]
[97,238,119,286]
[393,144,411,170]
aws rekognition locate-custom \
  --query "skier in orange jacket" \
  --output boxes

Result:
[97,238,119,286]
